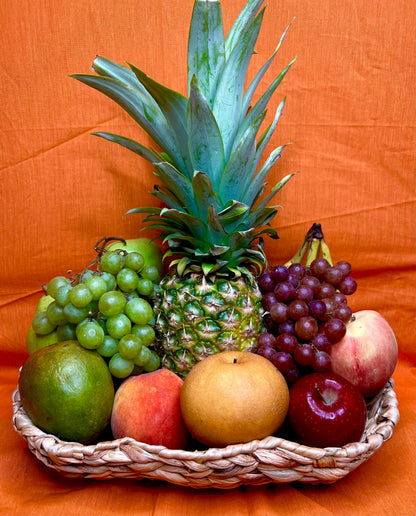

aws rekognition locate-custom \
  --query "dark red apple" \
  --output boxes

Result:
[288,372,367,448]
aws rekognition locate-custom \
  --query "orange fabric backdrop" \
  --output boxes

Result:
[0,0,415,514]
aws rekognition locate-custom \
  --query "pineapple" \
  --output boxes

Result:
[72,0,296,376]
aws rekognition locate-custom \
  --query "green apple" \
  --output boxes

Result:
[26,327,59,354]
[35,294,55,314]
[106,238,164,277]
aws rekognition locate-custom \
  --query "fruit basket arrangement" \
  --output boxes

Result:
[12,379,398,488]
[12,0,401,490]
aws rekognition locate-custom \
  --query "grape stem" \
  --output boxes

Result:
[284,223,334,267]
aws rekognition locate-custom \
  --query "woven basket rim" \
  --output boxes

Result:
[12,378,400,488]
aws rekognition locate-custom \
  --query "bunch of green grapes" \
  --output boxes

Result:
[31,248,162,379]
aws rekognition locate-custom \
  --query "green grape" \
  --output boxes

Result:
[46,276,71,299]
[63,302,90,324]
[56,323,77,341]
[143,350,161,372]
[54,284,72,306]
[106,313,131,339]
[133,345,152,367]
[32,311,57,335]
[109,353,134,378]
[116,268,139,293]
[100,251,124,275]
[80,270,94,283]
[125,297,153,325]
[131,324,155,346]
[124,252,145,272]
[137,278,154,297]
[100,271,116,291]
[69,283,93,308]
[84,275,108,300]
[98,290,126,317]
[96,335,119,357]
[140,265,159,282]
[76,320,105,350]
[118,334,142,360]
[46,301,68,326]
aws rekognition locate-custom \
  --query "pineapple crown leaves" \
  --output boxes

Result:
[70,0,297,277]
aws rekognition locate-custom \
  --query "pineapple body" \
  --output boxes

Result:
[153,273,264,376]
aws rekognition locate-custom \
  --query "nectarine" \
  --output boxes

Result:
[111,369,188,449]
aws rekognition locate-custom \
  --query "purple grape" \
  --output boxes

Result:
[258,271,276,292]
[323,266,344,286]
[274,281,295,302]
[278,319,296,335]
[294,285,314,303]
[270,302,289,323]
[295,315,318,341]
[313,350,332,372]
[284,365,300,384]
[257,344,278,362]
[300,275,321,293]
[276,333,298,354]
[271,264,289,283]
[286,273,300,288]
[263,313,280,334]
[288,299,309,320]
[321,297,337,321]
[294,343,315,366]
[262,291,278,311]
[338,276,357,295]
[316,282,336,300]
[308,299,326,320]
[257,332,277,349]
[323,317,347,343]
[288,263,306,279]
[272,351,294,373]
[334,260,352,279]
[310,257,330,278]
[333,304,353,323]
[311,332,331,353]
[333,292,347,305]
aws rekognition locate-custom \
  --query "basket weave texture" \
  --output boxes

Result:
[12,379,399,489]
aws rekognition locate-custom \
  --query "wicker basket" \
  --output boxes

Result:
[12,379,399,489]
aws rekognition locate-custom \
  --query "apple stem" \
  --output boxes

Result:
[314,384,330,405]
[233,358,237,364]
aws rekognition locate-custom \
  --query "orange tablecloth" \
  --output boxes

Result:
[1,0,415,514]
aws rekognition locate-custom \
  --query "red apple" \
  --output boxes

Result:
[111,369,188,449]
[288,372,367,448]
[329,310,398,397]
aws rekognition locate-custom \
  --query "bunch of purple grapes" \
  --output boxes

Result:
[257,257,357,384]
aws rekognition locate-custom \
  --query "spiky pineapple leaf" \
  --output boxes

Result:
[159,208,207,241]
[218,111,266,201]
[255,172,297,209]
[70,74,187,173]
[92,56,144,90]
[92,131,160,164]
[218,201,249,222]
[242,145,288,206]
[128,63,193,179]
[241,21,293,119]
[187,0,225,106]
[191,171,222,219]
[153,162,198,214]
[187,76,225,189]
[236,57,296,147]
[225,0,263,58]
[207,205,226,243]
[212,8,264,158]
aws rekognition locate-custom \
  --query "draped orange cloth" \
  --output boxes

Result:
[0,0,414,514]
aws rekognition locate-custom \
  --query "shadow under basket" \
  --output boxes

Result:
[12,379,399,489]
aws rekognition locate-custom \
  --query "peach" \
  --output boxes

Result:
[111,369,188,449]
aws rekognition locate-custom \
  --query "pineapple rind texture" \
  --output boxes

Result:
[153,273,264,376]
